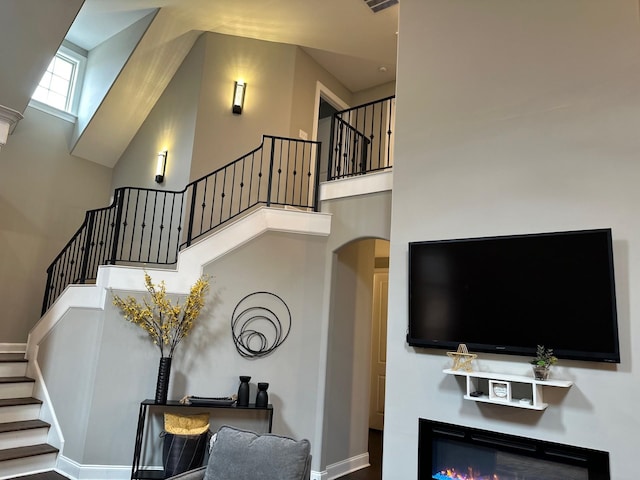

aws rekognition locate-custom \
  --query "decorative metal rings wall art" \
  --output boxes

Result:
[231,291,292,359]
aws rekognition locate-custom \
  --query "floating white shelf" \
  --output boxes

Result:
[443,369,573,411]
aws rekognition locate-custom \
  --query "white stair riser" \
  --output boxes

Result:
[0,452,57,479]
[0,427,49,450]
[0,363,27,377]
[0,382,33,400]
[0,404,41,423]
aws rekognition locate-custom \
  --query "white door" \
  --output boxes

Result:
[369,270,388,431]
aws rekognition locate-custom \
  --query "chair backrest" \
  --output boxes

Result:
[203,426,311,480]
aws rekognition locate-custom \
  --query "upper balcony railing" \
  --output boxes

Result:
[42,135,321,314]
[328,95,395,180]
[42,96,395,315]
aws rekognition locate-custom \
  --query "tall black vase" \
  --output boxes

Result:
[155,357,172,404]
[255,382,269,408]
[237,376,251,407]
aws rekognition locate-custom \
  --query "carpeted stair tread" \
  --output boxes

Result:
[0,397,42,407]
[0,443,58,462]
[0,419,50,434]
[0,376,34,384]
[0,354,27,363]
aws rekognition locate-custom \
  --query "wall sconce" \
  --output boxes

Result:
[155,151,167,183]
[232,81,246,114]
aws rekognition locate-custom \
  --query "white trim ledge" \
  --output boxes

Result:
[320,170,392,201]
[0,104,24,146]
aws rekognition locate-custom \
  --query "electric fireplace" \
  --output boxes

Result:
[419,419,610,480]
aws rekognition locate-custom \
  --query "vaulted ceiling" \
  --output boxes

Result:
[1,0,398,164]
[67,0,399,93]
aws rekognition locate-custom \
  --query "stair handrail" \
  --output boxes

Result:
[328,95,395,180]
[42,135,321,315]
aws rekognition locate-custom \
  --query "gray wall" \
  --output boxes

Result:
[112,31,354,190]
[37,308,103,461]
[0,0,84,113]
[290,48,353,140]
[352,81,396,107]
[189,33,298,181]
[72,12,156,151]
[0,108,112,342]
[39,230,329,467]
[384,0,640,478]
[111,33,206,191]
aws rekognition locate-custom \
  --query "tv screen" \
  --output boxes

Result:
[407,228,620,363]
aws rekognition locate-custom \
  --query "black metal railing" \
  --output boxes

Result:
[42,135,321,314]
[328,95,395,180]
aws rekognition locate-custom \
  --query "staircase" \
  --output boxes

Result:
[0,354,57,478]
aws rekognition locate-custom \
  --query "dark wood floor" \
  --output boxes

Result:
[7,431,382,480]
[4,473,69,480]
[340,429,382,480]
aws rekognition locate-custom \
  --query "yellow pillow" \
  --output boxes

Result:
[164,412,210,435]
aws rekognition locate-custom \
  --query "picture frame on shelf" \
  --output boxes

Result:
[489,380,511,402]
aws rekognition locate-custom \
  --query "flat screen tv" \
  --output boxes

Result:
[407,228,620,363]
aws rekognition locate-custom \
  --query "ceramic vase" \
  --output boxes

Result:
[237,376,251,406]
[255,382,269,408]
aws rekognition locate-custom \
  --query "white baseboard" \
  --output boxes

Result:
[57,455,140,480]
[55,455,362,480]
[311,469,328,480]
[0,343,26,353]
[325,452,370,480]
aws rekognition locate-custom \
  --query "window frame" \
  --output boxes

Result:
[29,43,86,122]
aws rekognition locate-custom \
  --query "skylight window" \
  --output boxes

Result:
[30,43,86,120]
[33,54,75,111]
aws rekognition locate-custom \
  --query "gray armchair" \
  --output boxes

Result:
[166,425,311,480]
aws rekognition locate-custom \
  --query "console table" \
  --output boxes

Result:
[131,399,274,480]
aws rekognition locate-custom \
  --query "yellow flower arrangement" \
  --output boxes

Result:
[112,273,210,358]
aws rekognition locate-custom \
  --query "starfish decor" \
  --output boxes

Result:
[447,344,477,372]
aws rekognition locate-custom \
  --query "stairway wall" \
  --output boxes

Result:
[0,108,113,343]
[34,219,330,471]
[36,308,102,462]
[110,32,206,192]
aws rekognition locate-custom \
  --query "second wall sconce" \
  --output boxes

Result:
[232,81,246,115]
[155,151,167,183]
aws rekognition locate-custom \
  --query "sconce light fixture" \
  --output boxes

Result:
[155,151,167,183]
[232,81,246,114]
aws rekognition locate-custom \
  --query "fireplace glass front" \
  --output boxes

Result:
[419,419,610,480]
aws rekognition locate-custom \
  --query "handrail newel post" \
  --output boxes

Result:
[266,137,275,207]
[109,189,125,265]
[41,266,53,316]
[79,212,95,284]
[313,142,322,212]
[327,114,336,181]
[186,184,198,248]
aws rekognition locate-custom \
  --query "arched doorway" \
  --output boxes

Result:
[322,237,389,480]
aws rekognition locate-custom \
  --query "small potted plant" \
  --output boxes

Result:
[531,345,557,380]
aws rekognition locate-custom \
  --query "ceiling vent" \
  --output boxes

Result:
[364,0,399,13]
